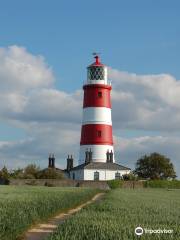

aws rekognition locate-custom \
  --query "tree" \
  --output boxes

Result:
[10,168,24,179]
[123,172,137,181]
[23,164,40,179]
[38,168,64,179]
[134,153,176,180]
[0,166,10,184]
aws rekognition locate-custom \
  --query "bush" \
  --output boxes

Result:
[144,180,180,189]
[122,173,137,181]
[10,168,24,179]
[23,164,40,179]
[0,178,9,185]
[0,166,10,185]
[107,179,123,189]
[38,168,64,179]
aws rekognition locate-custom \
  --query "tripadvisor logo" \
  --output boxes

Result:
[135,226,143,236]
[135,226,173,236]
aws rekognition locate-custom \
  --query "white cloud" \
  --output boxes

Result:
[109,68,180,131]
[17,89,82,123]
[0,45,54,93]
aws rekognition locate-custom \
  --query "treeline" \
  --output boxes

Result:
[0,164,64,184]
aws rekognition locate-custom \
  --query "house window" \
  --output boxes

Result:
[98,91,102,98]
[73,173,75,180]
[94,171,99,181]
[115,172,121,180]
[97,130,101,137]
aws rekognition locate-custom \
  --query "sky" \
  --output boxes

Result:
[0,0,180,177]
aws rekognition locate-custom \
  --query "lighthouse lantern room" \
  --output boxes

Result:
[67,55,131,181]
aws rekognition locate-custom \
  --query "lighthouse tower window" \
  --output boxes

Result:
[98,91,102,98]
[97,130,102,137]
[88,66,105,80]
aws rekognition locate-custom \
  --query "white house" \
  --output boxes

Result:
[69,162,131,181]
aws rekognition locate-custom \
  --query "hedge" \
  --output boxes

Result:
[144,180,180,189]
[107,179,123,189]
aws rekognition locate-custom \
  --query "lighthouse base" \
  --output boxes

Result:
[79,145,114,165]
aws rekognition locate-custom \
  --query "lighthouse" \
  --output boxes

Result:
[67,55,131,181]
[79,54,114,164]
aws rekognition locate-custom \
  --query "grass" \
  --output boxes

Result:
[48,188,180,240]
[0,186,99,240]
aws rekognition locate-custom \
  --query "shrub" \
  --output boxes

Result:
[107,179,123,189]
[38,168,64,179]
[122,173,137,180]
[23,164,40,179]
[144,180,180,189]
[0,166,10,185]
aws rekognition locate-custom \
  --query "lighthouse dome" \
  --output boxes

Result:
[87,55,108,85]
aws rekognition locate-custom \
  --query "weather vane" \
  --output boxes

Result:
[92,52,101,57]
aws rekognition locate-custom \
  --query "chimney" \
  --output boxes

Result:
[70,155,74,169]
[110,150,113,163]
[85,149,89,164]
[48,154,52,168]
[89,148,92,162]
[67,155,73,172]
[106,150,110,162]
[85,149,93,164]
[52,154,55,168]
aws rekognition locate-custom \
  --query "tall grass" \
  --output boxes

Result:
[48,189,180,240]
[0,186,98,240]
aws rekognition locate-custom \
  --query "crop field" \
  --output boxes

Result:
[48,189,180,240]
[0,186,99,240]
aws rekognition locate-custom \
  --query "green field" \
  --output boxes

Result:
[48,189,180,240]
[0,186,99,240]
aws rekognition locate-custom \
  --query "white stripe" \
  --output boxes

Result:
[79,145,114,165]
[82,107,112,125]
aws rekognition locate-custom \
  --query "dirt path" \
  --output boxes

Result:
[23,192,105,240]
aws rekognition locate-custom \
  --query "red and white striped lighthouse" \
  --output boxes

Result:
[79,54,114,164]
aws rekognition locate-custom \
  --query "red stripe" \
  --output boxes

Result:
[80,124,113,145]
[83,84,112,108]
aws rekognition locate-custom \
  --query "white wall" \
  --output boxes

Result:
[70,168,130,180]
[84,169,130,180]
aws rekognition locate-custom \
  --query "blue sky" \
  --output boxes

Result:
[0,0,180,177]
[1,0,179,90]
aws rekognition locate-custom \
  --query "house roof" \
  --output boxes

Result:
[70,162,131,171]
